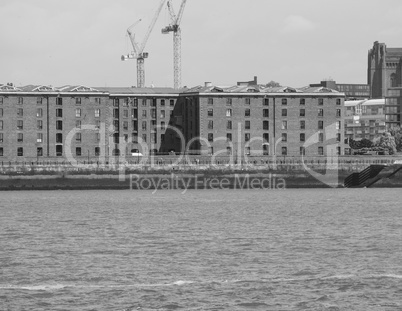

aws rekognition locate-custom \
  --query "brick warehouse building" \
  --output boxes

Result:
[0,82,346,162]
[176,83,345,157]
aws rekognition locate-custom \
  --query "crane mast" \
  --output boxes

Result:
[162,0,187,89]
[121,0,166,88]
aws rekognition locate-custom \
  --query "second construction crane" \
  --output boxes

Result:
[162,0,187,89]
[121,0,166,88]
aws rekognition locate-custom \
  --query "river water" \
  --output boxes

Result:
[0,189,401,310]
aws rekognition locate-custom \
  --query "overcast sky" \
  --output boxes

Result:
[1,0,402,88]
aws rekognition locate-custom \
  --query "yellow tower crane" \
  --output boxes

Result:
[162,0,187,89]
[121,0,166,88]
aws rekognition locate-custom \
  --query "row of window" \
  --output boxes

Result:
[0,144,342,157]
[0,97,177,107]
[205,120,341,131]
[205,132,341,144]
[206,97,342,106]
[114,98,175,107]
[113,109,173,119]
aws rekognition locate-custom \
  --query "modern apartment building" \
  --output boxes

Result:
[344,99,386,149]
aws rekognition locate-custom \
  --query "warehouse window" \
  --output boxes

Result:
[56,97,62,105]
[208,133,213,141]
[56,145,63,156]
[37,97,43,105]
[263,109,269,117]
[282,98,287,105]
[75,97,81,105]
[17,108,23,117]
[37,133,43,143]
[282,133,287,142]
[227,120,232,130]
[245,98,250,105]
[0,147,3,156]
[37,108,43,117]
[95,108,100,118]
[208,108,213,117]
[318,120,324,129]
[263,120,269,130]
[245,133,250,142]
[282,109,287,117]
[37,147,43,157]
[0,133,3,143]
[226,109,232,117]
[95,147,100,156]
[300,98,305,105]
[318,146,324,155]
[208,120,213,129]
[76,147,82,156]
[319,133,324,142]
[245,108,250,117]
[245,120,250,130]
[18,97,23,105]
[37,120,43,130]
[17,120,23,130]
[300,133,305,142]
[17,147,23,156]
[300,120,305,129]
[76,108,81,118]
[281,146,287,155]
[56,120,62,130]
[56,133,63,143]
[300,109,305,117]
[17,133,23,143]
[226,133,232,142]
[56,109,63,118]
[318,109,324,117]
[76,133,81,143]
[318,98,324,105]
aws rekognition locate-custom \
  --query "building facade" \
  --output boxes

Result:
[344,99,386,152]
[0,82,346,162]
[309,80,370,100]
[179,84,346,157]
[0,84,180,162]
[367,41,402,129]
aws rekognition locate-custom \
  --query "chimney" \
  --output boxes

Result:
[204,82,212,87]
